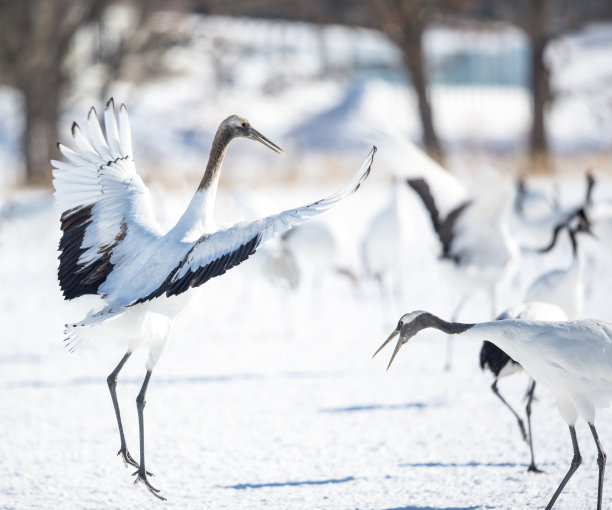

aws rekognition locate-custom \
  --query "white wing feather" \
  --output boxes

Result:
[121,146,376,306]
[55,103,375,345]
[52,99,163,300]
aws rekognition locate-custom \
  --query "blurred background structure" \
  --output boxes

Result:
[0,0,611,187]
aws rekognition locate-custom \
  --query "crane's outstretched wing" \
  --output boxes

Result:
[52,99,163,300]
[407,177,471,261]
[130,147,376,305]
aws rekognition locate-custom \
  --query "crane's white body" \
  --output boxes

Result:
[586,201,612,254]
[479,301,568,473]
[469,318,612,425]
[524,217,589,320]
[390,310,612,426]
[383,135,520,319]
[444,172,520,310]
[524,255,583,320]
[378,307,612,508]
[492,301,569,378]
[52,102,375,369]
[376,131,466,213]
[361,181,413,282]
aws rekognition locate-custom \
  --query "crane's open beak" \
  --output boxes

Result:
[249,128,283,154]
[373,327,405,370]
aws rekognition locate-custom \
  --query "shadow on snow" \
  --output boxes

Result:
[380,506,479,510]
[320,402,430,413]
[221,476,356,490]
[399,461,522,469]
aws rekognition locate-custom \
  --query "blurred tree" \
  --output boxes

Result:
[464,0,612,170]
[195,0,448,162]
[195,0,612,169]
[480,0,567,170]
[370,0,444,162]
[0,0,187,186]
[0,1,104,186]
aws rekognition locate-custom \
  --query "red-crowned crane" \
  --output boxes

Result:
[52,99,376,499]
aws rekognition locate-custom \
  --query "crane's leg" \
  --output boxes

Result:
[545,425,582,510]
[107,352,139,469]
[133,370,166,500]
[525,379,543,473]
[589,422,607,510]
[490,380,528,442]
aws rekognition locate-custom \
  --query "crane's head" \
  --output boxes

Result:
[224,115,283,154]
[372,311,428,370]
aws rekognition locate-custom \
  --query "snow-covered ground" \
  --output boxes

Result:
[2,165,612,509]
[2,13,612,510]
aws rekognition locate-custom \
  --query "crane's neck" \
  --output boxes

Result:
[412,312,475,336]
[539,223,564,253]
[198,124,233,191]
[417,313,537,367]
[407,312,523,356]
[170,124,233,241]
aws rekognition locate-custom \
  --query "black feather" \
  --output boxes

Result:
[57,205,126,300]
[406,178,472,262]
[133,233,262,305]
[479,340,517,377]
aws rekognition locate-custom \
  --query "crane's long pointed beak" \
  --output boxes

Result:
[372,328,399,360]
[386,335,405,371]
[250,128,283,154]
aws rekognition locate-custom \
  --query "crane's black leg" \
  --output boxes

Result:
[589,422,606,510]
[132,370,166,500]
[491,380,528,442]
[525,380,543,473]
[545,425,582,510]
[107,352,139,469]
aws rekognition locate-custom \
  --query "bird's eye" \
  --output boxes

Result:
[241,122,247,128]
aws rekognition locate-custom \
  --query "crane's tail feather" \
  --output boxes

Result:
[63,304,127,352]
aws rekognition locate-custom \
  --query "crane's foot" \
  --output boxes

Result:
[118,448,154,476]
[133,469,166,501]
[118,447,139,469]
[528,463,544,473]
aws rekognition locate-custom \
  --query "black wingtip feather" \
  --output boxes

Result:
[133,233,263,305]
[57,205,119,300]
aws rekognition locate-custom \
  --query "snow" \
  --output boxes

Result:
[2,169,612,509]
